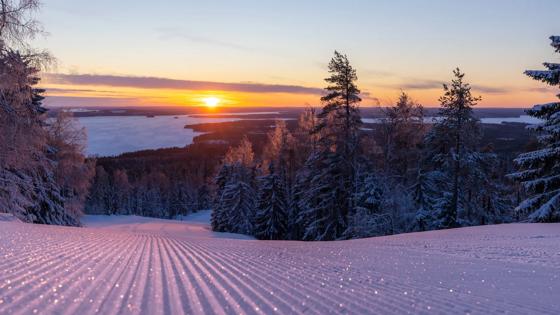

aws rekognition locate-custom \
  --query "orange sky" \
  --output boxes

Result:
[41,74,557,109]
[35,1,560,109]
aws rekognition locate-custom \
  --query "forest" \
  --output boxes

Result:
[85,41,560,241]
[0,0,558,241]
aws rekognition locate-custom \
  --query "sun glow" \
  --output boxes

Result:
[203,97,220,108]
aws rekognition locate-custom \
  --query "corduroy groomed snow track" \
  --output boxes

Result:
[0,215,559,314]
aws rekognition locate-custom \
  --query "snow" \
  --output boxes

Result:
[0,213,20,222]
[82,211,253,240]
[76,113,293,157]
[174,210,213,224]
[76,115,241,156]
[1,218,559,314]
[363,116,543,125]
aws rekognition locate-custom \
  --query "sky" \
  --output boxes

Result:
[34,0,560,108]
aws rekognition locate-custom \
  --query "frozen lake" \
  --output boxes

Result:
[363,115,542,125]
[78,114,541,157]
[77,115,239,157]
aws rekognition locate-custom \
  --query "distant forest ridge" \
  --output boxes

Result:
[46,105,530,119]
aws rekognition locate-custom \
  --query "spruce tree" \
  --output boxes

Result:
[254,163,289,240]
[509,36,560,222]
[222,165,256,235]
[343,173,392,239]
[296,151,348,241]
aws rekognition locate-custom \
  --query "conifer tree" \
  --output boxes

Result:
[424,68,482,228]
[316,51,362,158]
[211,138,258,234]
[296,151,348,241]
[254,163,289,240]
[343,173,392,239]
[510,36,560,222]
[380,92,426,181]
[295,51,363,241]
[222,165,256,235]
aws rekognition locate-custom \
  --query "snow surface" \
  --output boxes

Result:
[76,115,241,156]
[0,216,559,314]
[363,116,543,125]
[0,213,20,222]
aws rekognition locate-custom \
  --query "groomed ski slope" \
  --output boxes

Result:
[0,212,559,314]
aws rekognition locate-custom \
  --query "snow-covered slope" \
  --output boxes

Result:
[0,215,559,314]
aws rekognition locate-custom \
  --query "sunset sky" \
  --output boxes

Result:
[35,0,560,108]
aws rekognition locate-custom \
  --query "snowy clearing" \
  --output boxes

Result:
[0,217,559,314]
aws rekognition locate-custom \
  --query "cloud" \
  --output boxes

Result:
[155,27,253,52]
[44,87,122,95]
[471,85,510,94]
[381,78,531,95]
[360,69,397,78]
[397,79,444,90]
[43,96,143,108]
[43,73,325,95]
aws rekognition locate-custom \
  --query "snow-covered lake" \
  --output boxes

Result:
[479,115,543,124]
[363,115,542,125]
[77,115,240,157]
[78,114,541,157]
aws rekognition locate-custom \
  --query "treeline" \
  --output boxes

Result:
[84,143,226,218]
[212,43,560,240]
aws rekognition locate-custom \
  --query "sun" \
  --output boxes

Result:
[203,97,220,108]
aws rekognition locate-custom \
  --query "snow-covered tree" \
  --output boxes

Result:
[211,137,258,234]
[294,51,364,241]
[0,1,92,226]
[223,136,255,167]
[424,68,484,228]
[254,163,289,240]
[112,169,132,214]
[316,51,362,159]
[379,92,426,181]
[0,48,82,226]
[221,167,256,235]
[509,36,560,222]
[262,120,294,168]
[343,173,393,239]
[0,0,43,47]
[295,106,319,159]
[47,111,95,218]
[410,169,445,231]
[296,151,349,241]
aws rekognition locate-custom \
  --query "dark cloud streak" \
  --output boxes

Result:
[44,73,325,95]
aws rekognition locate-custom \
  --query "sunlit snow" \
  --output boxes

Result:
[0,215,558,314]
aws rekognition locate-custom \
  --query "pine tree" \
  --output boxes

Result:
[254,163,289,240]
[295,51,363,241]
[509,36,560,222]
[316,51,362,158]
[424,68,482,228]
